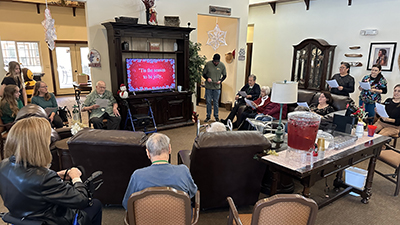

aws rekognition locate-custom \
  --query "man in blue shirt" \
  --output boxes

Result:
[122,133,197,210]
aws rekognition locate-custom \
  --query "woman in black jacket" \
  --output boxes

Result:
[0,117,102,225]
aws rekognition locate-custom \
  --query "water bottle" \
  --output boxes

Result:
[72,105,80,124]
[355,122,364,138]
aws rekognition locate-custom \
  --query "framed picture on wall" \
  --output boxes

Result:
[367,42,397,71]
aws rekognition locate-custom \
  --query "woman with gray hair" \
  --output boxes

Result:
[235,86,271,128]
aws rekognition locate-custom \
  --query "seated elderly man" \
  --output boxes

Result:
[122,133,197,210]
[82,80,121,130]
[221,74,260,125]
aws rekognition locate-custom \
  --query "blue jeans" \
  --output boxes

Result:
[205,89,221,118]
[359,100,375,119]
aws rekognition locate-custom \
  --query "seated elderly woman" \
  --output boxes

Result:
[234,86,271,129]
[309,91,334,116]
[0,117,102,225]
[239,101,288,130]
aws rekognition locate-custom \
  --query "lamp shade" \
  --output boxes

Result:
[271,81,298,104]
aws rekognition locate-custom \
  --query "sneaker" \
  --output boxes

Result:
[204,117,211,122]
[215,118,219,122]
[220,119,227,124]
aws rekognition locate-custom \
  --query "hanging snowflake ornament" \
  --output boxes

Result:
[206,23,227,51]
[42,7,57,50]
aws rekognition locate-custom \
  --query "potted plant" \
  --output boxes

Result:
[188,41,207,93]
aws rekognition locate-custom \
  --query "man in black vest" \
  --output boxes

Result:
[221,74,260,125]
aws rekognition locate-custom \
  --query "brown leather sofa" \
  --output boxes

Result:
[178,131,271,209]
[67,129,150,205]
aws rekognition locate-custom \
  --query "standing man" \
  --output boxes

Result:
[122,133,197,210]
[221,74,260,124]
[203,53,227,122]
[82,80,121,130]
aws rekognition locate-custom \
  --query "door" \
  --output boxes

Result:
[50,42,90,95]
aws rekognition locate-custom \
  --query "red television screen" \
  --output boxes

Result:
[126,58,176,92]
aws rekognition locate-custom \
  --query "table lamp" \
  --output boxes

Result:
[270,80,298,146]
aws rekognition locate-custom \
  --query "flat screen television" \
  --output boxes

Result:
[126,58,176,92]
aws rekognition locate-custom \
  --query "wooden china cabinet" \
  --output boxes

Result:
[291,39,336,91]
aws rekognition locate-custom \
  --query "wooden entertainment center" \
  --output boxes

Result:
[102,22,195,130]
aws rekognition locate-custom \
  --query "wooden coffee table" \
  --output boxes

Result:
[256,132,391,208]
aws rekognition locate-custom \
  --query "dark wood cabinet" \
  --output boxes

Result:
[291,39,336,91]
[102,22,195,130]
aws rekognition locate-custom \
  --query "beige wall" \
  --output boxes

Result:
[249,0,400,101]
[0,1,87,93]
[85,0,249,106]
[197,15,238,103]
[247,25,254,43]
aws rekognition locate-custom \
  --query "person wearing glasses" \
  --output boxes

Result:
[31,81,63,128]
[328,62,355,97]
[82,80,121,130]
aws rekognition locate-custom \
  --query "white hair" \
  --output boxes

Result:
[261,86,271,96]
[206,122,226,132]
[146,133,170,156]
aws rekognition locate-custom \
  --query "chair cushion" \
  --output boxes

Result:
[257,202,312,225]
[379,150,400,168]
[297,89,317,105]
[234,214,252,225]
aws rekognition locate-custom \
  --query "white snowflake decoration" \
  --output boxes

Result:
[42,7,57,50]
[206,24,227,51]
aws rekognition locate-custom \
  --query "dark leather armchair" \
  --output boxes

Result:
[178,131,271,209]
[67,129,150,205]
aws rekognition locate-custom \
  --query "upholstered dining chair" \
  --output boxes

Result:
[227,194,318,225]
[124,187,200,225]
[375,143,400,196]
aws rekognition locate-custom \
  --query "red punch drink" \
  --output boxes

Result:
[287,112,321,151]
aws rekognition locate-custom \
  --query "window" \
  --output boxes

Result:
[1,41,42,73]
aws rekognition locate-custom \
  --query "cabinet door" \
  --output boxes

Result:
[308,45,324,90]
[293,46,308,89]
[164,95,187,124]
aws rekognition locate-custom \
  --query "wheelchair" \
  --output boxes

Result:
[1,171,103,225]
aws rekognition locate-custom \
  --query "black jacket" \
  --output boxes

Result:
[239,83,261,101]
[0,156,91,225]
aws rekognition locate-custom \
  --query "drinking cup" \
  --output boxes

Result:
[367,125,377,137]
